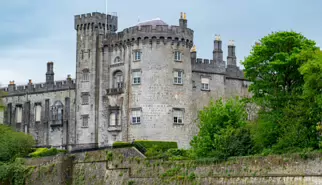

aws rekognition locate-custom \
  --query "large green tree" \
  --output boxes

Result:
[243,31,318,109]
[190,98,254,159]
[243,31,320,152]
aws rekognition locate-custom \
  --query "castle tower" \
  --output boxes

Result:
[227,40,237,66]
[74,12,118,149]
[46,62,54,85]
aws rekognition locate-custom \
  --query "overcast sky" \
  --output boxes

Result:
[1,0,322,86]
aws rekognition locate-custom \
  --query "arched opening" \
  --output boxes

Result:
[113,70,123,88]
[51,101,64,125]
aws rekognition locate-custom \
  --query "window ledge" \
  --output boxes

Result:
[81,103,89,105]
[107,126,122,132]
[131,122,141,125]
[173,83,183,86]
[132,83,141,86]
[133,60,141,62]
[50,124,63,127]
[201,89,210,92]
[175,60,182,62]
[81,126,89,128]
[174,123,184,126]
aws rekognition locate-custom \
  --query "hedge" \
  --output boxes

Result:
[29,148,67,158]
[112,142,133,148]
[134,141,178,152]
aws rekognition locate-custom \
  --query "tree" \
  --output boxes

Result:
[243,31,320,152]
[0,125,35,162]
[243,31,318,109]
[190,98,254,159]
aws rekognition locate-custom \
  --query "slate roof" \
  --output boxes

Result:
[136,18,168,26]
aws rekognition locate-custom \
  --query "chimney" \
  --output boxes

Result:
[227,40,237,66]
[179,12,187,28]
[190,45,197,63]
[8,81,16,92]
[28,79,33,90]
[46,62,54,84]
[213,35,223,63]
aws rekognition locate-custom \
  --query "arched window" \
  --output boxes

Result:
[114,56,121,64]
[82,68,89,81]
[51,101,63,125]
[113,71,123,88]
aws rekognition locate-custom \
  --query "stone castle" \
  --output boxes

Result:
[0,12,251,150]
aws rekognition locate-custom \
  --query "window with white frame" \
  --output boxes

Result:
[109,112,117,126]
[82,69,89,81]
[132,71,141,84]
[173,109,183,124]
[35,103,41,122]
[82,93,89,105]
[174,51,182,61]
[82,115,89,127]
[132,109,141,124]
[16,105,22,123]
[134,51,141,61]
[201,77,210,90]
[173,70,183,84]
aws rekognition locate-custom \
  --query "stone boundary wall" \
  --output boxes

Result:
[24,148,322,185]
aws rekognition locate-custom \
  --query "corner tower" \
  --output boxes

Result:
[74,12,118,149]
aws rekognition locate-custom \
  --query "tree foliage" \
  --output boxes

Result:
[0,125,35,162]
[190,98,254,159]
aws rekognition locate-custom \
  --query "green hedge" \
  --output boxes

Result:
[112,142,133,148]
[29,148,66,158]
[134,141,178,152]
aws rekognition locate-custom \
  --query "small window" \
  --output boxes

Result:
[134,51,141,61]
[35,103,41,122]
[201,78,210,90]
[132,71,141,85]
[132,109,141,124]
[173,109,183,124]
[16,105,22,123]
[174,51,182,61]
[82,115,89,127]
[82,69,89,81]
[109,112,117,126]
[113,71,123,88]
[82,93,89,105]
[174,70,183,84]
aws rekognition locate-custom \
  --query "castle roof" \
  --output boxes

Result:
[136,18,168,26]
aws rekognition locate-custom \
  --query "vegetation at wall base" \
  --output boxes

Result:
[29,148,67,158]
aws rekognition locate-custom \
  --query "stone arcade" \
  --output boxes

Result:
[0,12,251,151]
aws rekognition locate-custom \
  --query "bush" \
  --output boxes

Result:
[29,148,66,158]
[0,125,35,162]
[134,141,178,152]
[112,142,133,148]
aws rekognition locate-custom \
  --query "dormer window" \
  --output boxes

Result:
[174,51,182,61]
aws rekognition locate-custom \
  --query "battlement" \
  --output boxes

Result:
[74,12,118,32]
[191,58,226,74]
[0,79,76,97]
[103,25,194,48]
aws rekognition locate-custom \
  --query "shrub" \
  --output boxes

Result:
[29,148,66,158]
[112,142,133,148]
[134,140,178,152]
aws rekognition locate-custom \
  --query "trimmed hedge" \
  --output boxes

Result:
[29,148,67,158]
[112,142,133,148]
[134,141,178,152]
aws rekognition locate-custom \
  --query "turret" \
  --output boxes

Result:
[46,62,54,84]
[227,40,237,66]
[28,79,33,90]
[179,12,187,28]
[213,35,223,63]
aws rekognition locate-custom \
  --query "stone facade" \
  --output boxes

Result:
[0,11,250,150]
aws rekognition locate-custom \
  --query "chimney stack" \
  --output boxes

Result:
[46,62,55,84]
[213,35,223,63]
[227,40,237,66]
[179,12,187,28]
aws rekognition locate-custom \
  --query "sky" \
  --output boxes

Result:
[1,0,322,86]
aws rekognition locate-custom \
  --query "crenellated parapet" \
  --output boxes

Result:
[74,12,118,32]
[191,58,226,74]
[103,25,194,49]
[0,79,76,97]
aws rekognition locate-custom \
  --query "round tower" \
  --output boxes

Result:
[101,13,194,148]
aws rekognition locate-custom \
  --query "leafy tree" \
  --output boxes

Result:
[0,125,35,162]
[190,98,254,159]
[243,31,318,109]
[243,31,320,153]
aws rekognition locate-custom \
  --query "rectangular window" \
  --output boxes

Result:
[82,72,89,81]
[132,71,141,84]
[174,70,183,84]
[174,51,182,61]
[82,93,89,105]
[134,51,141,61]
[173,109,183,124]
[132,110,141,124]
[82,115,89,127]
[201,78,210,90]
[35,104,41,122]
[16,105,22,123]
